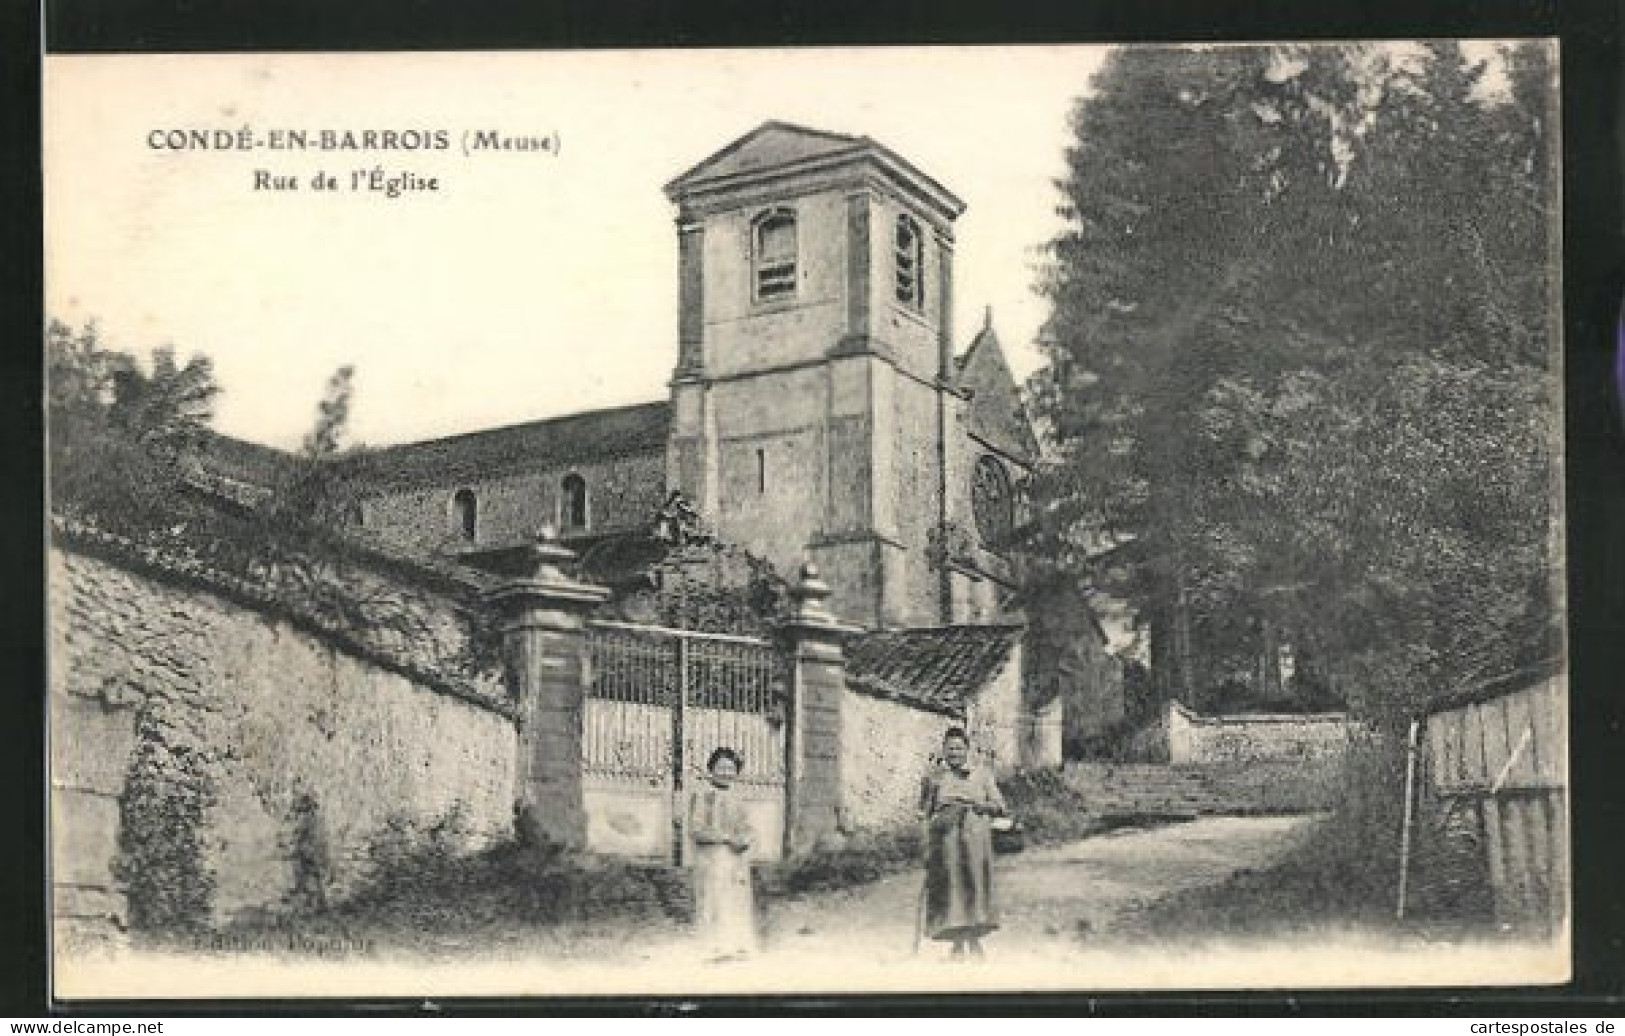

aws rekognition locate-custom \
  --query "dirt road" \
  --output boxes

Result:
[87,812,1564,996]
[762,814,1321,961]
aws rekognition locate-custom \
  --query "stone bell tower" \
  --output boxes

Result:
[663,121,967,628]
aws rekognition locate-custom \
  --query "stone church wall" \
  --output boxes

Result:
[868,192,947,384]
[50,541,516,943]
[885,366,950,626]
[700,192,850,380]
[708,366,829,585]
[947,568,1002,624]
[360,449,666,555]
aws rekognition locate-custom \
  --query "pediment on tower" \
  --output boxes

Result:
[664,120,965,221]
[665,121,865,195]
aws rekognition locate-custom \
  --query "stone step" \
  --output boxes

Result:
[1058,760,1338,815]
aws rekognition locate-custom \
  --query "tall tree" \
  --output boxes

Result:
[1029,45,1353,705]
[1029,42,1559,721]
[269,363,376,535]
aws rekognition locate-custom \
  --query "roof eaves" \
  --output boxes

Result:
[366,399,668,456]
[844,673,965,717]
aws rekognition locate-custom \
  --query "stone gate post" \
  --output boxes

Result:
[782,563,858,857]
[483,527,610,853]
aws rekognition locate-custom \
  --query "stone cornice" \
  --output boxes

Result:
[674,158,962,235]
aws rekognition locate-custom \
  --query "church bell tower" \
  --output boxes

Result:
[663,121,968,628]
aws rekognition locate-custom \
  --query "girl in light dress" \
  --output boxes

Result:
[685,746,757,960]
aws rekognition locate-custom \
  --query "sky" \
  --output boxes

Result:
[45,47,1111,450]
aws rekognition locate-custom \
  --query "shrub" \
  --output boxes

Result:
[270,815,689,945]
[768,829,924,897]
[113,713,219,935]
[1001,769,1115,845]
[1116,733,1496,942]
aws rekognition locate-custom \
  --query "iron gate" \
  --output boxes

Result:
[583,620,788,862]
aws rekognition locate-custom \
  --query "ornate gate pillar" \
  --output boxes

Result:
[782,563,859,857]
[484,527,610,853]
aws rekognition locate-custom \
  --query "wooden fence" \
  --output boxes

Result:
[1419,664,1567,936]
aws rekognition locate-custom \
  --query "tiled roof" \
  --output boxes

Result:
[845,624,1025,715]
[358,400,671,489]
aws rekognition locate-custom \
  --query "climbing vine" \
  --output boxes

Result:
[113,710,220,934]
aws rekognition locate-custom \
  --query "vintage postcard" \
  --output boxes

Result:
[43,43,1568,1000]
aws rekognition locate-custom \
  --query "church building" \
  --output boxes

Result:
[353,122,1040,632]
[193,122,1127,763]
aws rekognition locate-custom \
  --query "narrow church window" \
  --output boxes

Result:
[895,214,925,309]
[753,208,797,302]
[562,473,588,531]
[970,455,1014,550]
[451,489,477,541]
[756,447,766,493]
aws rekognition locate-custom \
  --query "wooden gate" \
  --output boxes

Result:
[583,620,788,863]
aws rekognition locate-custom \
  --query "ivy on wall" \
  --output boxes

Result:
[112,710,221,934]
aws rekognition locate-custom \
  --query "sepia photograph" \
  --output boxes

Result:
[43,42,1567,999]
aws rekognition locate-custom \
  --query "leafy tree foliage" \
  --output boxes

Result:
[47,319,222,530]
[1029,43,1559,722]
[47,318,373,556]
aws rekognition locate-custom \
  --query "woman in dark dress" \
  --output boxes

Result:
[918,726,1007,958]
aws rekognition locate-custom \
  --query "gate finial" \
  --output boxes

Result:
[792,562,834,622]
[519,523,577,581]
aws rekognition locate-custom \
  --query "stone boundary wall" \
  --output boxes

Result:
[1166,700,1359,766]
[964,647,1063,773]
[839,686,960,834]
[839,645,1065,836]
[50,526,517,947]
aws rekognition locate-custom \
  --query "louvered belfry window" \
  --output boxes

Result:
[753,208,797,302]
[895,213,924,309]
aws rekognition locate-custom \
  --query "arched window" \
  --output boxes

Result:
[970,455,1014,550]
[752,208,797,302]
[895,213,925,309]
[450,488,477,541]
[561,474,588,531]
